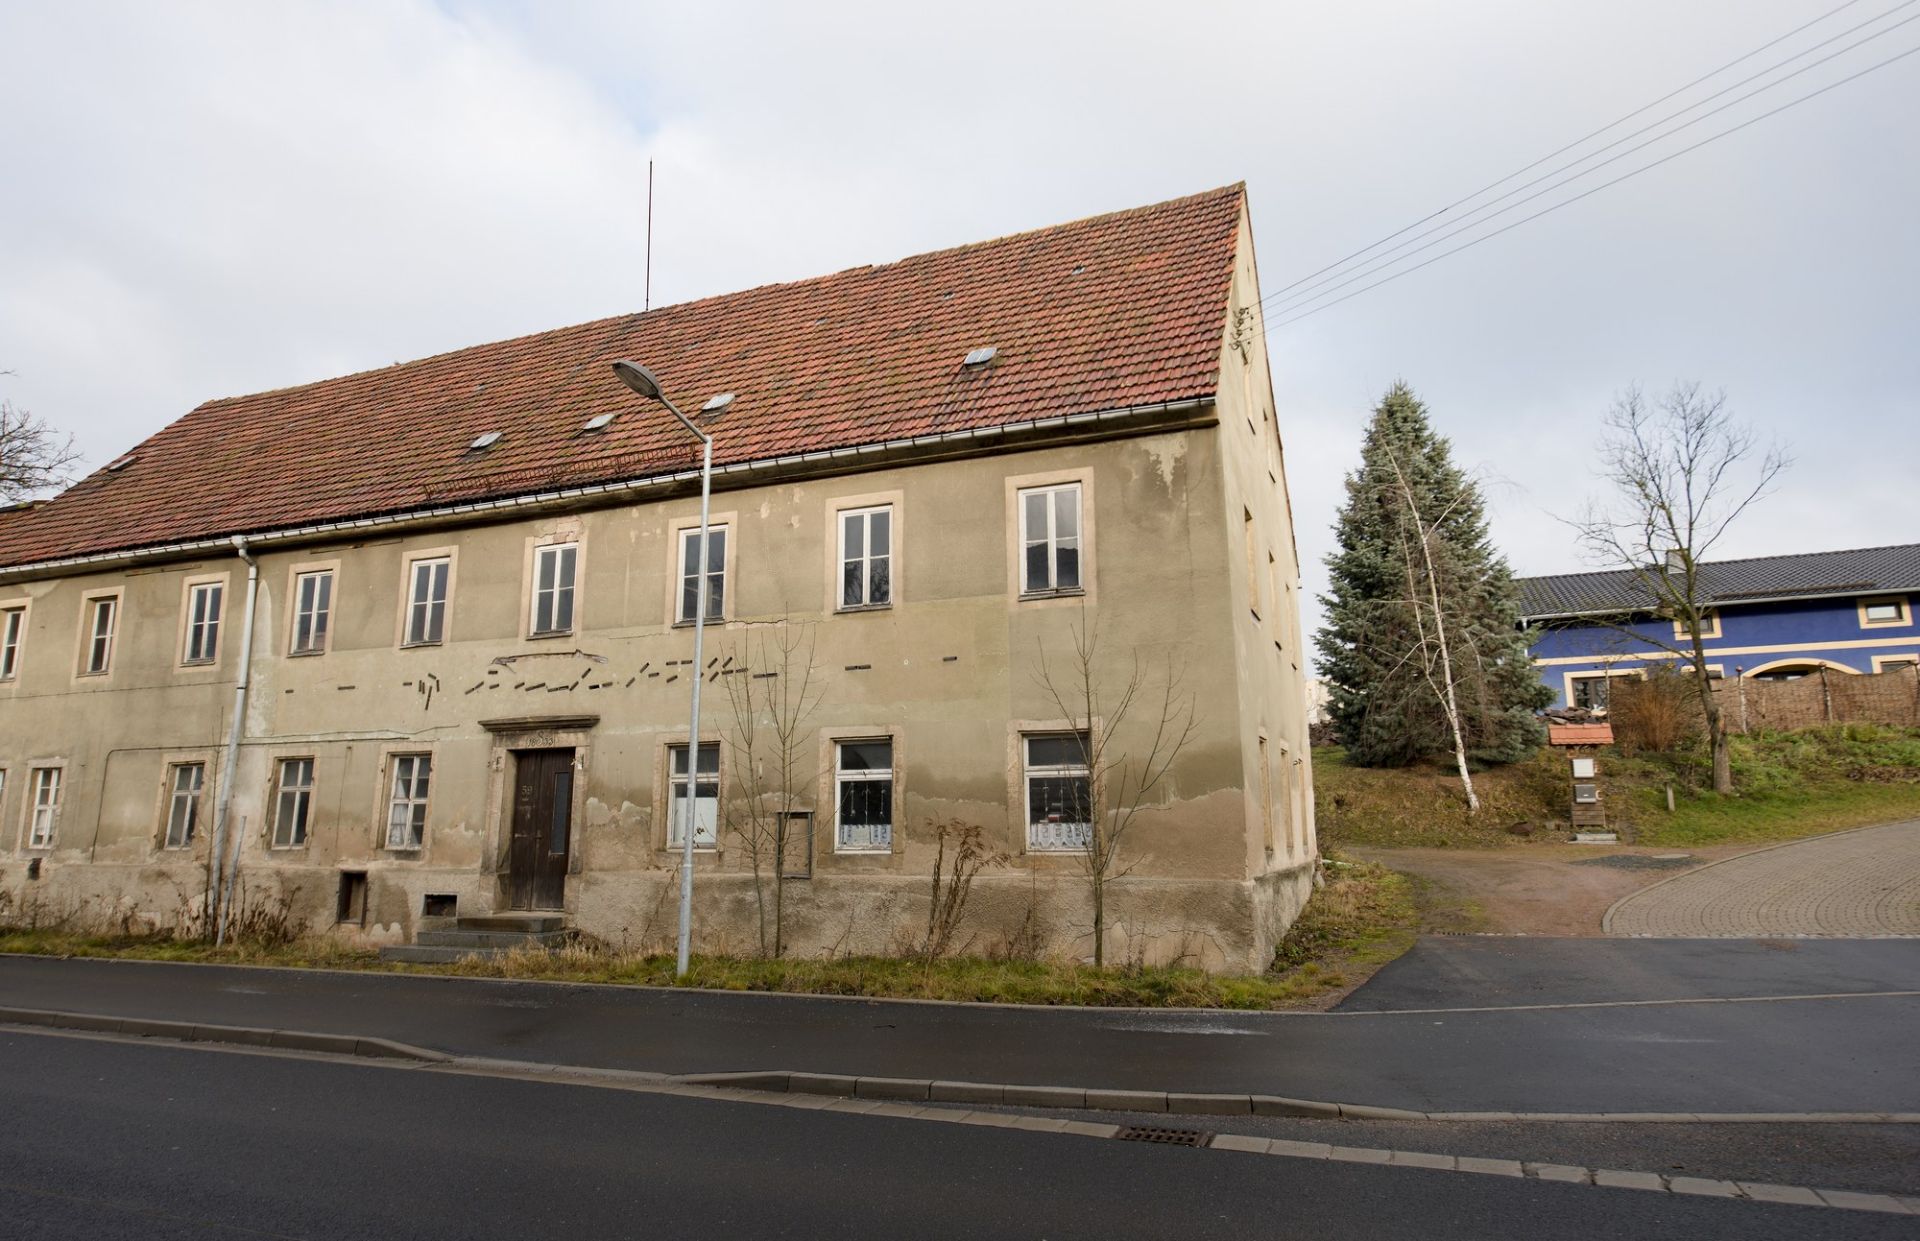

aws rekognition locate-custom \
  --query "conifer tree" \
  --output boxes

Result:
[1316,383,1549,788]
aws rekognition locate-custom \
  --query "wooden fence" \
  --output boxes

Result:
[1611,664,1920,735]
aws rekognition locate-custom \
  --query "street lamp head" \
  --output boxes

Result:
[611,359,664,402]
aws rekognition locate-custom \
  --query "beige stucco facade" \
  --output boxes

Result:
[0,260,1315,975]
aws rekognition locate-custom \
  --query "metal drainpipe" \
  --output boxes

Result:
[210,536,260,945]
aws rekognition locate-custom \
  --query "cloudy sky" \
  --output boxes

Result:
[2,1,1914,657]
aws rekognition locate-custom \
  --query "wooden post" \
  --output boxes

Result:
[1820,665,1834,724]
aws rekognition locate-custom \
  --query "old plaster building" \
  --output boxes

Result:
[0,185,1316,972]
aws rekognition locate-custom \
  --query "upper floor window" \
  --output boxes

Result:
[1024,731,1091,852]
[0,606,23,680]
[184,582,224,665]
[292,571,333,655]
[1861,596,1911,628]
[1019,484,1082,597]
[676,527,727,623]
[838,507,892,610]
[531,543,577,636]
[667,742,719,849]
[271,757,315,849]
[163,762,205,850]
[386,754,431,850]
[834,739,894,853]
[82,596,117,675]
[1672,610,1721,641]
[28,766,62,848]
[406,557,451,646]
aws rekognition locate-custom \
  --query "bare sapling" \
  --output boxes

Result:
[1032,614,1197,968]
[720,619,823,957]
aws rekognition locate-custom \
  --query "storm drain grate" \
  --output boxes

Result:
[1115,1126,1213,1147]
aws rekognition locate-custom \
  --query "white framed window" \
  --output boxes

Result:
[667,742,719,849]
[676,527,728,623]
[28,766,61,848]
[271,757,315,849]
[834,739,894,852]
[291,571,333,655]
[405,558,450,646]
[1672,610,1721,641]
[531,543,577,636]
[82,596,117,675]
[837,507,892,610]
[1019,483,1082,597]
[1570,676,1610,711]
[1024,731,1091,851]
[1860,596,1911,628]
[163,762,205,849]
[183,582,224,664]
[385,753,431,850]
[1,606,23,680]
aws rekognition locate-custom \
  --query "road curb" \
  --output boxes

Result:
[9,1006,1917,1125]
[0,1005,451,1064]
[674,1069,1920,1125]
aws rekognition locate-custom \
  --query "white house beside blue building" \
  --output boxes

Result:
[1516,544,1920,710]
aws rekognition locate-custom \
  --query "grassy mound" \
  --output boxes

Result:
[1316,724,1920,850]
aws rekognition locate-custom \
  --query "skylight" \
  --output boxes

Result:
[583,413,615,431]
[702,393,735,414]
[963,346,997,367]
[469,431,502,450]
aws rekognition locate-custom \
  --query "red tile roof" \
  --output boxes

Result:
[0,185,1246,571]
[1548,723,1615,747]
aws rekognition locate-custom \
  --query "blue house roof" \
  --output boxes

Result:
[1517,543,1920,621]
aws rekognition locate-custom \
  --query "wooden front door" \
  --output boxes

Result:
[508,749,574,910]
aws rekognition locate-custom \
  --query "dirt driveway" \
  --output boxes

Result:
[1350,843,1751,936]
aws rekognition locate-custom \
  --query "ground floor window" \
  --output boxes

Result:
[28,767,61,848]
[272,757,314,848]
[1570,675,1611,710]
[163,762,205,849]
[386,754,431,850]
[834,739,894,852]
[1025,732,1091,851]
[668,742,719,849]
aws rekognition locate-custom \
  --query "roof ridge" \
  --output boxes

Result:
[195,184,1248,411]
[1518,541,1920,584]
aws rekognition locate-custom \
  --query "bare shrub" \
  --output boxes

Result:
[1610,668,1704,754]
[921,818,1006,961]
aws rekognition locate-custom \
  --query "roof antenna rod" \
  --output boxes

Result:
[644,159,654,312]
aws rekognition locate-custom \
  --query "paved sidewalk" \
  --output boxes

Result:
[1606,820,1920,937]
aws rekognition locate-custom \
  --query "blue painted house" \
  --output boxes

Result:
[1516,544,1920,710]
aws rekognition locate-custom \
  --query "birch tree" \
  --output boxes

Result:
[1316,383,1549,802]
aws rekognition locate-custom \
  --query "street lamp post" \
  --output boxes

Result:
[611,360,712,978]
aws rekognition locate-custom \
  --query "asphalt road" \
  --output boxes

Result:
[1,943,1915,1114]
[1,1030,1907,1241]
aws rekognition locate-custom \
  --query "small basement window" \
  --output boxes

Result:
[336,871,368,926]
[422,893,457,918]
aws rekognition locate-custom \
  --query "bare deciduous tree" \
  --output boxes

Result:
[720,620,823,958]
[1571,383,1789,795]
[1032,615,1197,968]
[0,375,81,502]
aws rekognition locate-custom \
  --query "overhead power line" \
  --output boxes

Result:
[1263,8,1920,321]
[1264,0,1920,316]
[1267,40,1920,330]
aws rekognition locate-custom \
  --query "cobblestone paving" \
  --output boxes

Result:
[1606,820,1920,937]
